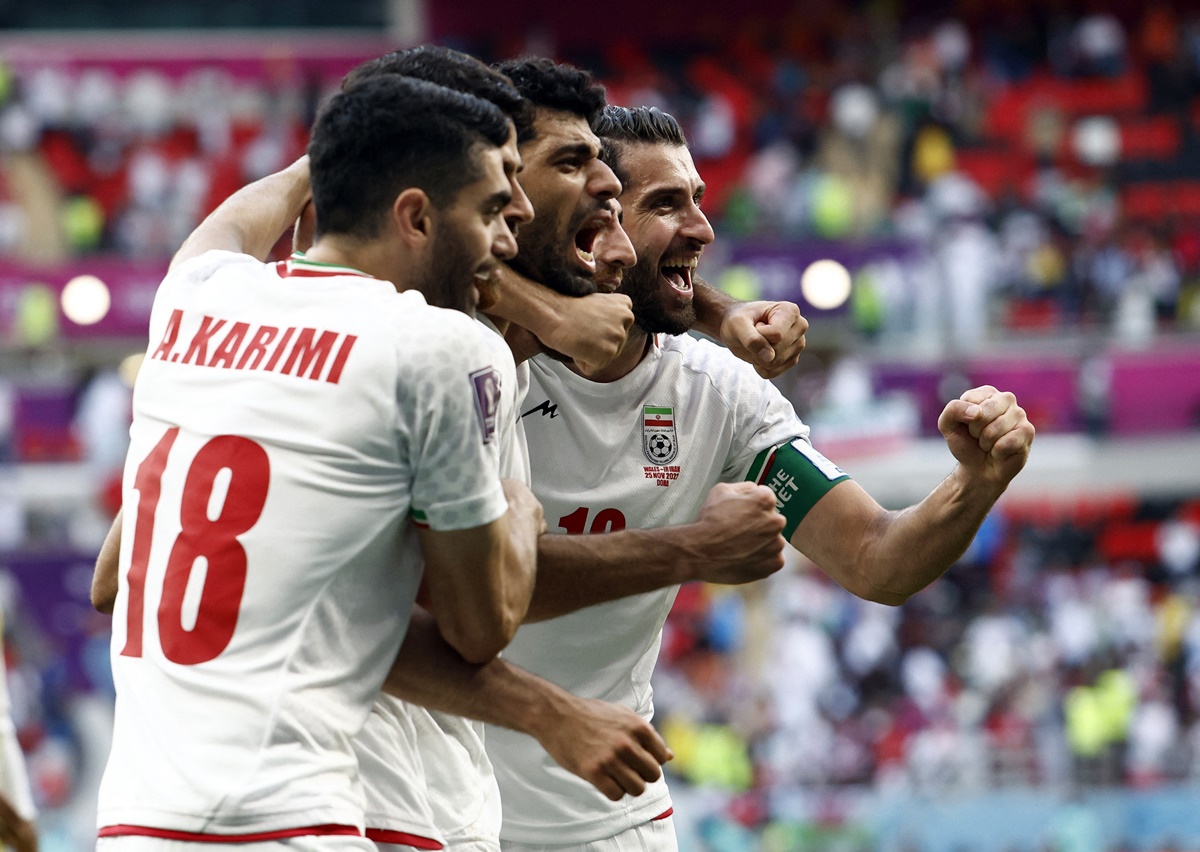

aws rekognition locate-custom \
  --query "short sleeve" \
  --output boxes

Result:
[401,311,508,531]
[147,250,262,335]
[720,359,811,481]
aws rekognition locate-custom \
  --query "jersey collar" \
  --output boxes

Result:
[275,251,376,280]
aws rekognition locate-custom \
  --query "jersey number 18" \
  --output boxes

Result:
[121,427,271,665]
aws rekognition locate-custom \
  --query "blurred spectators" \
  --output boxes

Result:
[652,493,1200,838]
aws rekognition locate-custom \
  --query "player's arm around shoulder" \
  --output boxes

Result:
[691,276,808,379]
[407,314,543,663]
[169,156,311,272]
[782,386,1034,604]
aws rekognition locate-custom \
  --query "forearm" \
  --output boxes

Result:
[383,608,574,737]
[690,278,736,338]
[171,157,311,270]
[849,468,1006,604]
[91,509,122,614]
[526,528,694,622]
[487,268,565,342]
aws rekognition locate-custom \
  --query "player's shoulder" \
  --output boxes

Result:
[659,333,766,389]
[168,249,264,286]
[389,302,498,369]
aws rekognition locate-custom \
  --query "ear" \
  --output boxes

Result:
[392,188,434,248]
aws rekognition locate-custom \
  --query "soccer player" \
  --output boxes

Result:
[486,105,1036,852]
[343,51,806,852]
[335,48,644,852]
[94,76,543,849]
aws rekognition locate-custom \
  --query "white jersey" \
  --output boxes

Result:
[0,613,34,823]
[99,250,508,840]
[358,316,527,851]
[490,334,808,844]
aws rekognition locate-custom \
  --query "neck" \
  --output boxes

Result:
[568,326,652,383]
[304,235,408,292]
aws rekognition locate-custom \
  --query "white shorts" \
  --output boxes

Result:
[98,835,377,852]
[498,816,676,852]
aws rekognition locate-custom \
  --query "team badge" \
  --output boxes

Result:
[470,366,501,444]
[642,405,678,465]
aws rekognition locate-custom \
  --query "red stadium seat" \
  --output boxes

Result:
[1119,117,1181,160]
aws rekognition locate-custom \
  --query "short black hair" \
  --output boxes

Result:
[492,56,606,142]
[343,44,533,141]
[594,105,687,186]
[308,75,509,239]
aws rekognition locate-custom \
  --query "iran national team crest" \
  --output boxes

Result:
[642,405,678,465]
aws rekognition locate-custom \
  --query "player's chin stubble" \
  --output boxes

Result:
[620,257,695,336]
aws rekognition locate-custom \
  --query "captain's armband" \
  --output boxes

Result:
[747,438,850,538]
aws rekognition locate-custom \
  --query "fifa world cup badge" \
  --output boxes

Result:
[642,405,678,465]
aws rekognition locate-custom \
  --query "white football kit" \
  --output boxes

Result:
[491,334,846,846]
[358,316,529,852]
[0,612,35,826]
[98,251,508,842]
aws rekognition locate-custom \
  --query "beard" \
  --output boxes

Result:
[619,254,696,336]
[508,208,595,298]
[419,226,481,315]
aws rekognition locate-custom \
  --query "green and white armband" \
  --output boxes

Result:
[746,438,850,538]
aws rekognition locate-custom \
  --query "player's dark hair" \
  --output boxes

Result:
[492,56,606,142]
[308,75,509,240]
[343,45,533,141]
[594,105,687,186]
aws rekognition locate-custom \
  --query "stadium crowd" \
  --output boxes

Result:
[1,6,1200,338]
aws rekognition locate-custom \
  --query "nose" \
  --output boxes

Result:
[505,179,535,229]
[586,159,622,203]
[682,203,715,246]
[491,217,518,261]
[595,219,635,271]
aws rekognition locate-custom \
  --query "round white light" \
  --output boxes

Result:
[61,274,111,325]
[800,259,852,310]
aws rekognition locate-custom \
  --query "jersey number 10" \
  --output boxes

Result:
[557,506,627,535]
[121,427,271,665]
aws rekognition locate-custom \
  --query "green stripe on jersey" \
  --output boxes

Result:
[411,508,428,523]
[644,406,673,415]
[288,251,371,277]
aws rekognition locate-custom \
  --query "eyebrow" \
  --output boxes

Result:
[549,141,598,161]
[640,182,706,205]
[485,189,513,209]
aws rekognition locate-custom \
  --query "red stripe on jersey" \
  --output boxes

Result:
[365,828,444,849]
[652,808,674,820]
[99,824,362,842]
[274,260,374,279]
[644,420,673,427]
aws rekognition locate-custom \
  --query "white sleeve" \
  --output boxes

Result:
[402,312,508,531]
[0,646,34,819]
[147,250,262,335]
[720,357,811,481]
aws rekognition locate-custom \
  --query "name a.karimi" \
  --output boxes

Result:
[148,309,357,384]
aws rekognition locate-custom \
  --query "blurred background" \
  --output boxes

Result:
[1,1,1199,850]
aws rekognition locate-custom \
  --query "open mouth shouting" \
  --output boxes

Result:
[660,254,698,294]
[572,215,607,275]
